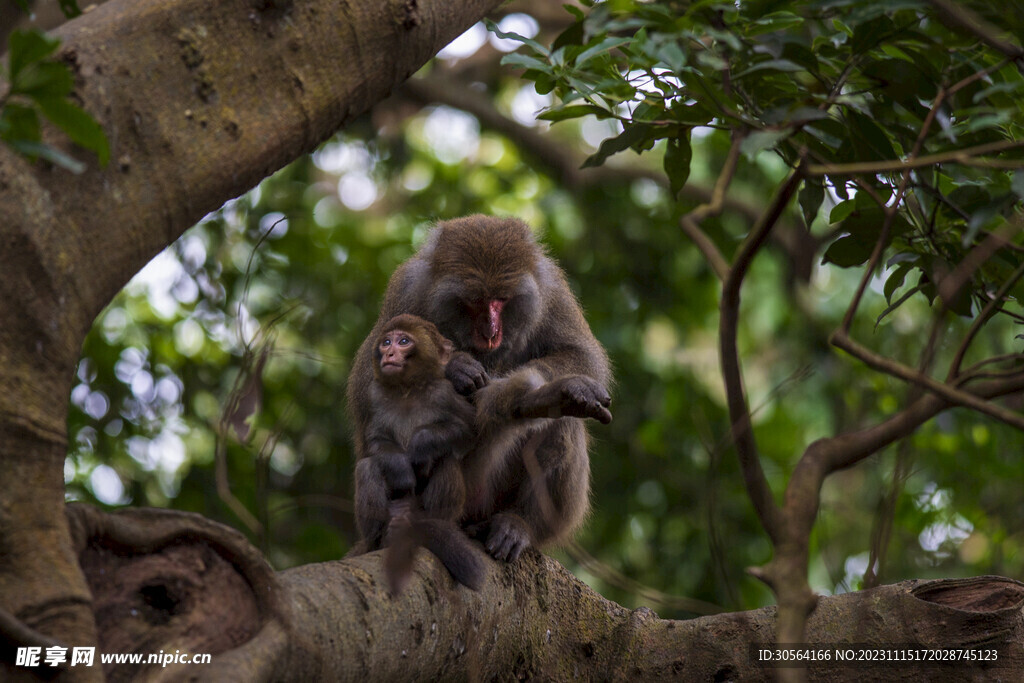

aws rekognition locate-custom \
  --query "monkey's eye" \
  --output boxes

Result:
[398,336,410,345]
[381,339,391,347]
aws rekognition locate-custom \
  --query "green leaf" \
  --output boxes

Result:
[822,234,871,267]
[562,4,585,22]
[13,61,74,97]
[485,19,550,56]
[1011,171,1024,201]
[733,59,805,79]
[664,132,692,196]
[829,199,856,224]
[576,36,633,66]
[7,29,61,79]
[34,96,110,165]
[582,123,654,168]
[8,139,86,173]
[884,262,914,302]
[499,53,553,73]
[926,256,973,316]
[0,102,41,144]
[537,104,614,122]
[740,130,787,160]
[845,111,896,163]
[745,11,804,37]
[822,206,911,268]
[798,179,824,229]
[553,18,584,51]
[851,15,895,55]
[875,283,923,328]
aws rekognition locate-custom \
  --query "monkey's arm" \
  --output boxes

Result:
[475,354,612,433]
[513,374,612,424]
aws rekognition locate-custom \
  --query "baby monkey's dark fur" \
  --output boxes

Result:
[354,314,484,592]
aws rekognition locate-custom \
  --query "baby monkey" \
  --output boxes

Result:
[354,314,484,592]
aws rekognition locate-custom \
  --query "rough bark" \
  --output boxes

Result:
[57,506,1024,681]
[0,0,501,675]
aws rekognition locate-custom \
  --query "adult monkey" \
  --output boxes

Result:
[348,215,611,563]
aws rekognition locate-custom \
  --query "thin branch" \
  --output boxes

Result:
[814,367,1024,474]
[926,0,1024,59]
[680,216,730,281]
[677,136,744,281]
[830,330,1024,432]
[959,367,1024,384]
[949,259,1024,379]
[807,139,1024,176]
[719,166,805,542]
[958,353,1024,381]
[689,138,744,223]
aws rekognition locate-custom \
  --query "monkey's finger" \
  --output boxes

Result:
[506,539,527,562]
[497,536,518,562]
[591,404,613,424]
[487,531,513,561]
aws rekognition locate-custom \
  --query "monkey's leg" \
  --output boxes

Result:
[420,456,466,521]
[484,419,590,562]
[354,458,391,550]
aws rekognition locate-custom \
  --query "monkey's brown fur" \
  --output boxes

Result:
[354,314,484,591]
[347,216,611,563]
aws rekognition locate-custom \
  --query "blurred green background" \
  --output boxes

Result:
[62,3,1024,618]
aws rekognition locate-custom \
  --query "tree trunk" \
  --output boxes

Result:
[0,0,502,677]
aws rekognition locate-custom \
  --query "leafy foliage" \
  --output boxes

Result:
[496,0,1024,322]
[1,28,108,171]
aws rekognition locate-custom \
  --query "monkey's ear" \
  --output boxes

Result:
[439,339,454,366]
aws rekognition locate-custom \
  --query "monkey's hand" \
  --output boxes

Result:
[477,512,532,562]
[446,351,489,395]
[515,375,612,424]
[408,428,452,479]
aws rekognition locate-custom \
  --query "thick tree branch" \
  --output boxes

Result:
[65,506,1024,681]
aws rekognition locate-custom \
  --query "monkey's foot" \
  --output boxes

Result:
[483,512,532,562]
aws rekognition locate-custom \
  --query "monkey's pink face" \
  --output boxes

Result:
[378,329,415,375]
[467,299,505,352]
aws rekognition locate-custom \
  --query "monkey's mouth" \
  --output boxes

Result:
[471,327,502,352]
[470,299,505,352]
[381,362,404,373]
